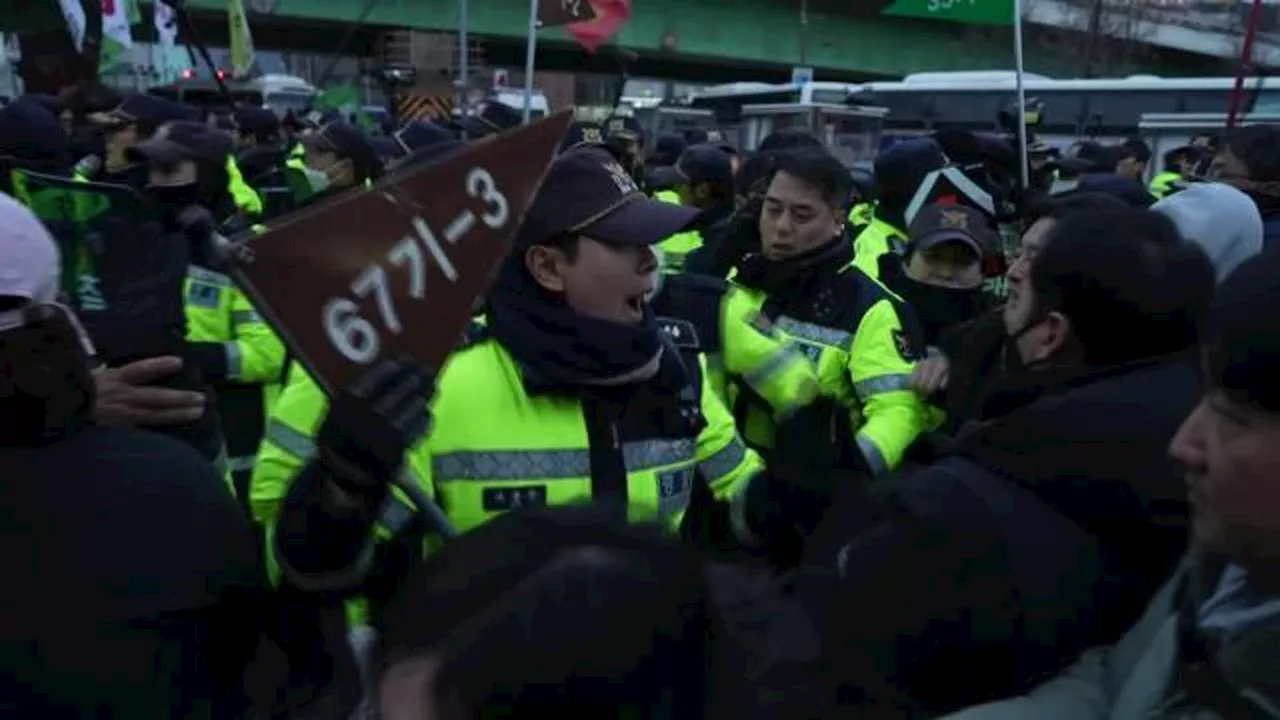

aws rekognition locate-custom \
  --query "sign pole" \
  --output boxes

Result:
[521,0,539,123]
[1012,0,1030,190]
[458,0,469,113]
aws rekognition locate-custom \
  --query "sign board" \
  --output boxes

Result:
[538,0,597,27]
[790,66,814,86]
[882,0,1013,25]
[228,110,573,395]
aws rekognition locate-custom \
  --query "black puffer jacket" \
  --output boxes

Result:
[801,355,1197,714]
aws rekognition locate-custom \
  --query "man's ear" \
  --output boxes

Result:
[1033,310,1074,363]
[524,245,568,293]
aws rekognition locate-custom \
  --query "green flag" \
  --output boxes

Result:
[314,85,378,133]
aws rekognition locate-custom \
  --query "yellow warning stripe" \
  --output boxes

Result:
[397,95,454,123]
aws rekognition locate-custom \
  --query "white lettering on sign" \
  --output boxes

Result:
[322,166,511,364]
[926,0,977,11]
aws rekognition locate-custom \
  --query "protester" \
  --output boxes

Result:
[0,192,262,717]
[877,203,999,349]
[810,206,1215,714]
[1208,123,1280,247]
[909,192,1128,432]
[1151,181,1263,283]
[944,247,1280,720]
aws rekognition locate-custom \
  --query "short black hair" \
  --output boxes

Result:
[758,128,822,152]
[734,151,780,200]
[1222,124,1280,182]
[1024,191,1128,228]
[1029,207,1214,365]
[770,147,854,209]
[380,506,711,717]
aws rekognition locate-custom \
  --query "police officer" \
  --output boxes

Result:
[259,148,839,598]
[852,139,948,280]
[733,147,928,473]
[130,121,287,499]
[296,121,383,200]
[84,94,194,186]
[1148,145,1200,199]
[603,115,647,186]
[656,143,736,274]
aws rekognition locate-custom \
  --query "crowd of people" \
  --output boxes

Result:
[2,82,1280,719]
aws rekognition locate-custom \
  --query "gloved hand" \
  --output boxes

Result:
[768,397,840,533]
[317,356,434,496]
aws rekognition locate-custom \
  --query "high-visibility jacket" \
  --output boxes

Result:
[651,273,820,426]
[652,189,701,273]
[848,202,874,228]
[1148,171,1183,200]
[251,325,765,541]
[225,156,263,217]
[733,267,928,473]
[185,264,287,490]
[851,217,907,280]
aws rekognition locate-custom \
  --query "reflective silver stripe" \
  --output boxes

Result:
[742,345,804,392]
[856,433,889,476]
[625,438,696,471]
[232,309,262,326]
[227,455,256,472]
[432,439,696,482]
[223,342,242,380]
[699,436,747,483]
[853,373,910,400]
[188,266,233,287]
[433,448,589,481]
[775,316,852,351]
[264,419,317,460]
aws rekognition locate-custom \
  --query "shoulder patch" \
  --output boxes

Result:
[658,317,701,349]
[892,328,920,362]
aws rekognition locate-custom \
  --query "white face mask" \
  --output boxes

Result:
[302,166,331,193]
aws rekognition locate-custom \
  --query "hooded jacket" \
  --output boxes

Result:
[1152,182,1265,283]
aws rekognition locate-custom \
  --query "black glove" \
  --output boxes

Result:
[769,398,841,533]
[316,356,434,495]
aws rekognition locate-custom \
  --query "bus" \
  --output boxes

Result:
[687,81,866,120]
[848,71,1280,145]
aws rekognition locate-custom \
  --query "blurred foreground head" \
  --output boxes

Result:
[378,506,712,719]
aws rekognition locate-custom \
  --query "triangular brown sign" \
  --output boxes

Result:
[229,110,573,395]
[537,0,597,27]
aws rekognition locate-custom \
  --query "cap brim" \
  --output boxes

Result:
[88,110,129,126]
[580,195,698,247]
[127,138,189,165]
[913,230,984,257]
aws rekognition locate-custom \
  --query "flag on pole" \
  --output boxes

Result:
[154,0,177,49]
[228,0,256,78]
[567,0,632,53]
[100,0,136,72]
[57,0,88,51]
[314,85,377,133]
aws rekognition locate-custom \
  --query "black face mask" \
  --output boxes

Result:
[149,182,201,211]
[891,273,989,346]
